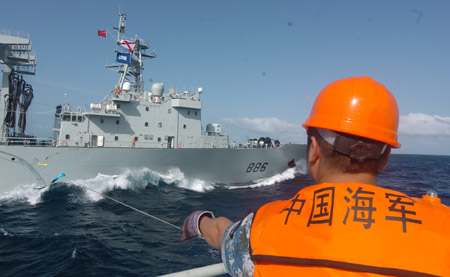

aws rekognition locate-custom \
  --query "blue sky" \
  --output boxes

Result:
[1,0,450,155]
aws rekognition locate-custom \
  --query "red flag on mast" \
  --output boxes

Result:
[98,30,107,38]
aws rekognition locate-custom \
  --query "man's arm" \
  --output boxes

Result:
[199,216,232,249]
[179,211,255,276]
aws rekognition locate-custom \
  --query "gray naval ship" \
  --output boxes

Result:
[0,14,306,194]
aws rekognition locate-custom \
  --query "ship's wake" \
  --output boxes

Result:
[0,161,307,205]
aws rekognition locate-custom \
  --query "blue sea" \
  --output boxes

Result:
[1,154,449,276]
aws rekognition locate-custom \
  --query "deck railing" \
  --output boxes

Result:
[0,136,55,147]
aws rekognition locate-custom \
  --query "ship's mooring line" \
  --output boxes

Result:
[77,183,181,230]
[45,176,206,240]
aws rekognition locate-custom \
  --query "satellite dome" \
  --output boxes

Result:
[122,82,131,92]
[151,83,164,97]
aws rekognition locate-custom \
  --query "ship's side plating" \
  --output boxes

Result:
[0,144,306,192]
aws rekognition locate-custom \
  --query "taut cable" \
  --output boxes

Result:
[79,183,181,230]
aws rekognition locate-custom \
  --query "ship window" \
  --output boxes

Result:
[115,136,119,141]
[195,111,198,116]
[168,109,171,114]
[116,120,120,125]
[146,107,149,111]
[158,137,161,142]
[145,122,148,127]
[65,134,70,139]
[188,111,191,115]
[62,114,70,121]
[117,104,121,109]
[100,119,104,124]
[183,124,187,129]
[77,116,83,122]
[158,122,162,128]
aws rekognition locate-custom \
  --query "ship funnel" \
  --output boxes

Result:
[151,83,164,97]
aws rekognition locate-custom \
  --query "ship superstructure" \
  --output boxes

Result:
[54,13,229,149]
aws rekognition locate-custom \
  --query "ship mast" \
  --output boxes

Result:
[116,12,126,42]
[107,13,156,94]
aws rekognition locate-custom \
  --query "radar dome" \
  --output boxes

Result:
[206,123,221,135]
[151,83,164,97]
[122,82,131,92]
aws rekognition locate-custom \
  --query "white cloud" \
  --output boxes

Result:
[221,117,305,143]
[220,113,450,149]
[221,117,298,133]
[399,113,450,136]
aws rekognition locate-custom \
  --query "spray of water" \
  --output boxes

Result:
[0,183,50,205]
[0,162,307,204]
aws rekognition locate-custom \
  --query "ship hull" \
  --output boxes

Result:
[0,144,306,194]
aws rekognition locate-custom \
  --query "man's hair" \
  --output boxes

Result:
[307,127,390,175]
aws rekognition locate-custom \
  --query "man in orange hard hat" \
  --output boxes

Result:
[180,76,450,276]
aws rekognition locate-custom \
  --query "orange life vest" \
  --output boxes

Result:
[250,183,450,276]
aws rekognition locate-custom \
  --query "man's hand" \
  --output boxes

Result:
[179,210,215,241]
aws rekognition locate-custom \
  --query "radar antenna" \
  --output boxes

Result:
[106,13,156,95]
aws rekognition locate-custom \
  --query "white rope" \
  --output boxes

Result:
[42,178,209,241]
[78,183,181,230]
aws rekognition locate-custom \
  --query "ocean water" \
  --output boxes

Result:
[1,154,449,276]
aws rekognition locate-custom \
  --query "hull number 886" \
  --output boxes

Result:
[246,162,268,173]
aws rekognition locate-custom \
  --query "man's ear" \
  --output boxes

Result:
[308,136,321,165]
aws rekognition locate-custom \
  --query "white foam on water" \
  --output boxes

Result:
[67,167,213,202]
[177,178,215,192]
[161,168,214,192]
[0,161,307,204]
[69,168,160,202]
[0,167,213,204]
[1,227,13,236]
[71,248,77,259]
[0,183,50,205]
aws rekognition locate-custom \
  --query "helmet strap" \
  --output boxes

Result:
[316,128,387,162]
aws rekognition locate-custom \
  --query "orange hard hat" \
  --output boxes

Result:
[302,76,401,148]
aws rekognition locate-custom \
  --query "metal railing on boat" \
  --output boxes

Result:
[0,136,289,150]
[159,263,227,277]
